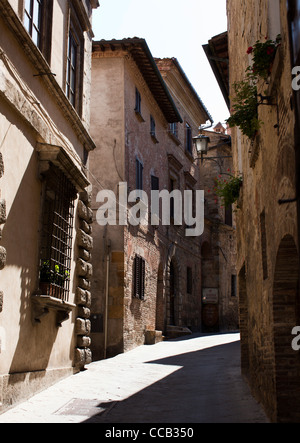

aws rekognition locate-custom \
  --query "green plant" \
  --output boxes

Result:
[226,36,281,140]
[40,260,52,283]
[246,35,281,81]
[40,261,70,285]
[215,174,243,209]
[227,80,261,139]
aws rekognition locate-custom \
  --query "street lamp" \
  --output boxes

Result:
[193,131,232,165]
[193,133,211,156]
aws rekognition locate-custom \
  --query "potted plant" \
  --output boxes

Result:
[214,174,243,209]
[39,260,54,296]
[40,261,70,298]
[226,35,281,140]
[246,35,281,81]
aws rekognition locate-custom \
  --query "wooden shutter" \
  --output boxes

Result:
[140,258,145,300]
[133,255,145,299]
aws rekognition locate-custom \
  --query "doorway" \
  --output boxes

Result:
[169,261,176,325]
[273,234,300,422]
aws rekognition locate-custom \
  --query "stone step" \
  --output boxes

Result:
[166,325,192,339]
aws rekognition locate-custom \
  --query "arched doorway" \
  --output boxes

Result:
[273,234,300,422]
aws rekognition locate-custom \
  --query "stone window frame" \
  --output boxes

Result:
[38,163,77,303]
[32,143,90,327]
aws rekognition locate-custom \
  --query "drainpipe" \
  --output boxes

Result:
[104,239,111,360]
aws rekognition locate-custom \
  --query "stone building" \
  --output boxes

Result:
[0,0,99,412]
[219,0,300,422]
[89,39,211,360]
[199,125,238,332]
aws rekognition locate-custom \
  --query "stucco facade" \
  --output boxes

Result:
[0,0,98,412]
[89,40,211,360]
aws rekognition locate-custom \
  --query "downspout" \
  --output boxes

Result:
[104,238,111,360]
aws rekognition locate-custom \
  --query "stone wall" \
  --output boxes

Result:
[75,190,93,368]
[227,0,299,422]
[0,153,6,315]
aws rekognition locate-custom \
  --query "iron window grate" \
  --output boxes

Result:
[39,164,77,303]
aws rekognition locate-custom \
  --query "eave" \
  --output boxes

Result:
[203,31,230,110]
[92,38,183,124]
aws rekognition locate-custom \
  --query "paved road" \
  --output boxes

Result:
[0,333,269,424]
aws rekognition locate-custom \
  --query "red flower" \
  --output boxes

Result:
[247,46,253,54]
[266,46,274,55]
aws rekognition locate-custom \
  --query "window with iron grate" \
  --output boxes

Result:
[39,164,77,302]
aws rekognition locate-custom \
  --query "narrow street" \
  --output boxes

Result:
[0,333,269,424]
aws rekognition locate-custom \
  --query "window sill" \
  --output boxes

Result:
[184,149,194,162]
[32,294,76,327]
[168,131,181,146]
[135,110,145,122]
[150,134,159,144]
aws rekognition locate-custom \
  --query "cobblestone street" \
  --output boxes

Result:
[0,333,269,424]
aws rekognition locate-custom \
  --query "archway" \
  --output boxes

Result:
[273,234,300,422]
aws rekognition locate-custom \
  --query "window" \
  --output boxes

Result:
[24,0,43,47]
[136,158,143,191]
[135,88,141,114]
[151,175,159,191]
[187,267,193,294]
[150,115,156,137]
[66,30,78,108]
[39,164,76,302]
[169,122,178,138]
[65,9,84,113]
[185,123,192,154]
[133,255,145,300]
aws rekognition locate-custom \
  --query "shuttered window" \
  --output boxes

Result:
[133,255,145,300]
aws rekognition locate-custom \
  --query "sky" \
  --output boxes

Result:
[92,0,229,127]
